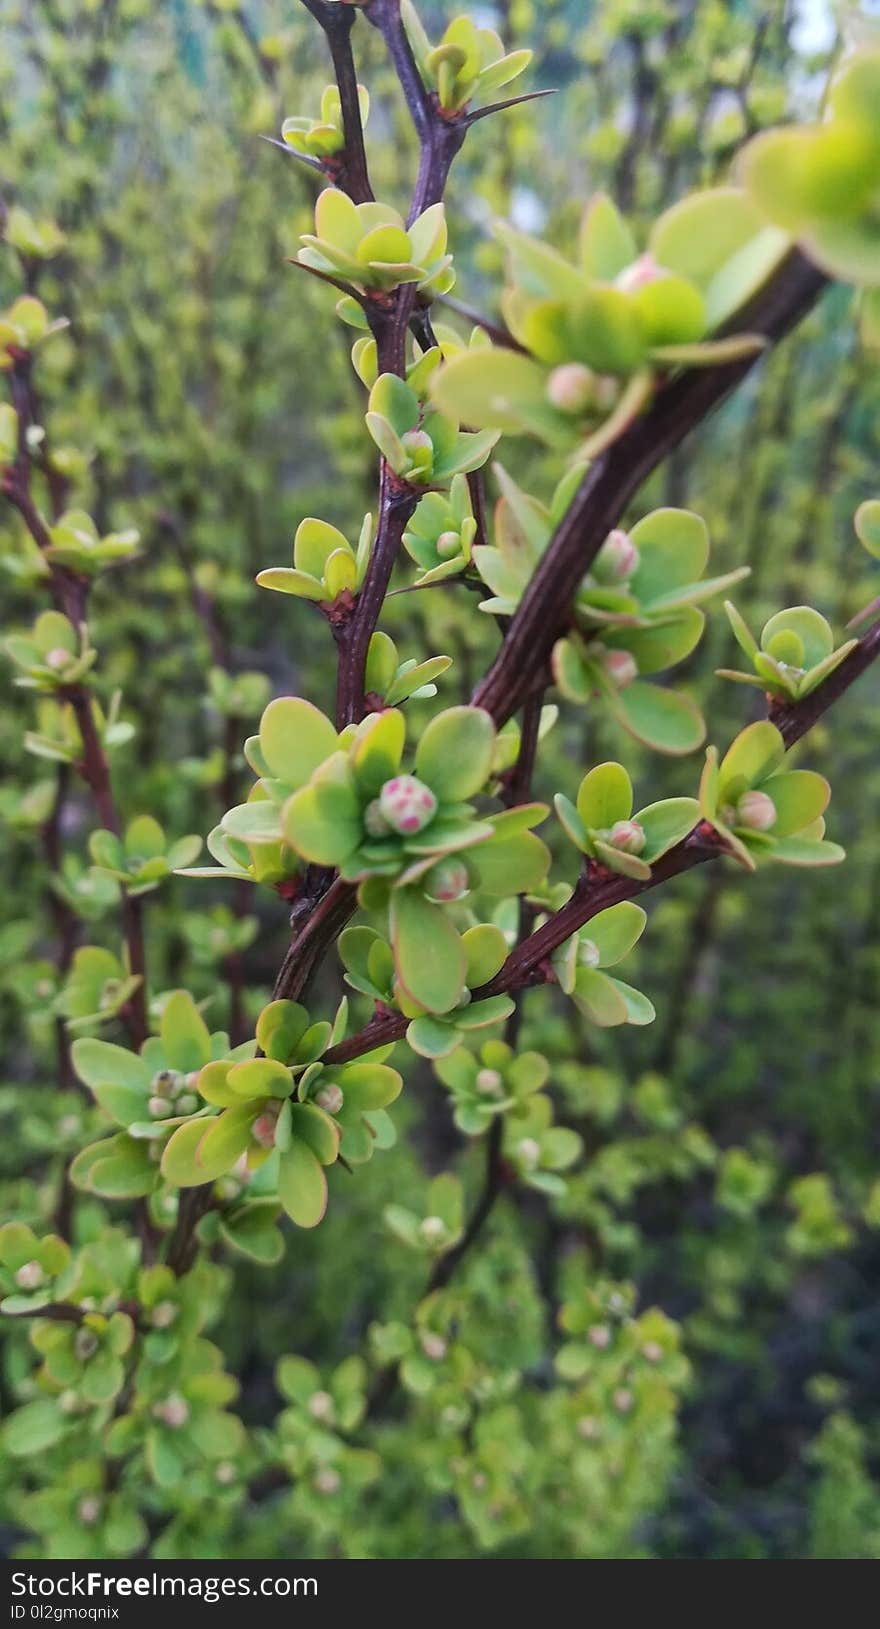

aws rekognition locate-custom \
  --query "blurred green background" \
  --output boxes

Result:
[2,0,880,1560]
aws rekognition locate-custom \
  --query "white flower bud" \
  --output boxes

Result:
[175,1093,199,1117]
[315,1468,341,1496]
[546,362,595,414]
[419,1215,447,1244]
[593,528,640,584]
[45,647,73,671]
[577,1415,600,1440]
[215,1462,236,1486]
[378,774,438,836]
[151,1299,178,1330]
[588,1323,611,1349]
[735,790,776,832]
[601,648,639,689]
[148,1096,169,1119]
[435,530,462,560]
[614,1387,633,1414]
[363,798,392,838]
[475,1068,504,1097]
[308,1389,335,1421]
[156,1393,190,1429]
[315,1084,344,1115]
[77,1496,102,1527]
[424,857,469,902]
[516,1136,541,1170]
[419,1331,448,1362]
[609,819,646,855]
[641,1340,663,1364]
[14,1260,45,1290]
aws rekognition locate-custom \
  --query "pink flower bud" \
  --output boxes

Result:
[251,1106,280,1150]
[435,530,462,560]
[642,1340,663,1364]
[609,819,646,855]
[613,1387,633,1413]
[735,790,777,831]
[215,1462,236,1486]
[148,1096,169,1118]
[615,252,662,292]
[151,1300,178,1330]
[593,528,640,584]
[308,1389,335,1421]
[315,1083,344,1114]
[14,1260,45,1290]
[420,1331,448,1361]
[424,857,469,902]
[546,362,596,414]
[419,1215,447,1243]
[155,1394,190,1429]
[577,1415,600,1440]
[589,1324,611,1348]
[45,647,73,671]
[516,1136,541,1170]
[601,648,639,689]
[476,1067,504,1097]
[363,798,391,838]
[78,1496,102,1526]
[315,1468,341,1495]
[378,774,438,836]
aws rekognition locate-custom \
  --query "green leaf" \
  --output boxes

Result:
[855,498,880,558]
[576,761,632,830]
[4,1399,65,1456]
[391,888,465,1014]
[283,754,361,866]
[762,770,829,837]
[278,1139,328,1228]
[572,967,630,1026]
[718,720,785,802]
[762,606,833,669]
[610,681,705,756]
[579,193,637,280]
[637,797,700,861]
[584,901,647,967]
[629,508,709,601]
[160,990,212,1073]
[462,923,508,987]
[415,705,495,801]
[259,697,338,787]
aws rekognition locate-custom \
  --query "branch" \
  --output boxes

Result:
[297,0,373,203]
[326,613,880,1067]
[472,249,828,725]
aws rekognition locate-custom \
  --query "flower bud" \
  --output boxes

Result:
[74,1329,99,1363]
[378,775,438,836]
[577,1415,600,1440]
[363,798,392,838]
[424,857,469,903]
[315,1468,341,1496]
[615,252,662,292]
[546,362,595,414]
[420,1331,448,1362]
[45,647,73,671]
[642,1340,663,1364]
[516,1136,541,1170]
[251,1107,280,1150]
[401,429,434,473]
[588,1324,611,1349]
[435,530,462,560]
[609,819,646,855]
[152,1069,177,1095]
[475,1067,504,1097]
[14,1260,45,1290]
[156,1393,190,1429]
[308,1389,335,1422]
[613,1387,633,1414]
[735,790,776,831]
[151,1299,178,1330]
[419,1215,447,1244]
[593,528,640,584]
[315,1083,344,1115]
[78,1496,102,1527]
[148,1096,169,1119]
[577,938,600,968]
[175,1092,199,1117]
[601,648,639,689]
[215,1462,236,1486]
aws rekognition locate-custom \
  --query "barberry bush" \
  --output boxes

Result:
[2,0,880,1562]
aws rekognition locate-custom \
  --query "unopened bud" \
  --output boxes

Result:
[78,1496,102,1526]
[609,819,646,855]
[642,1340,663,1364]
[14,1260,45,1290]
[476,1068,504,1097]
[401,429,433,469]
[315,1084,344,1115]
[315,1468,341,1496]
[152,1070,177,1095]
[420,1331,448,1361]
[308,1389,335,1422]
[601,648,639,689]
[378,775,437,837]
[148,1096,169,1119]
[419,1215,447,1244]
[424,857,469,903]
[45,647,73,671]
[215,1462,236,1486]
[74,1329,99,1363]
[593,528,640,584]
[615,252,662,292]
[175,1093,199,1117]
[578,938,600,968]
[516,1136,541,1170]
[363,798,391,838]
[588,1323,611,1349]
[613,1387,633,1414]
[546,362,595,414]
[435,530,462,560]
[735,790,776,832]
[156,1393,190,1429]
[151,1299,178,1330]
[59,1390,80,1415]
[251,1107,280,1150]
[577,1415,600,1440]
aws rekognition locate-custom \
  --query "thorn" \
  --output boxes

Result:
[465,88,558,125]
